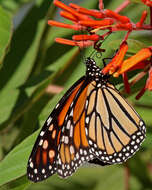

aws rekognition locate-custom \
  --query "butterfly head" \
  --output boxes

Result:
[85,57,105,82]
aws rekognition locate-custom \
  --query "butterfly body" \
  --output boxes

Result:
[27,58,146,182]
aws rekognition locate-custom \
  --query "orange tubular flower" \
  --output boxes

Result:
[72,34,101,42]
[113,47,152,99]
[49,0,152,99]
[115,48,152,76]
[142,0,152,7]
[79,19,114,27]
[55,38,94,48]
[104,9,130,23]
[48,20,86,30]
[102,42,129,75]
[54,0,93,21]
[136,11,148,28]
[146,66,152,90]
[49,0,152,48]
[77,7,104,18]
[60,11,78,22]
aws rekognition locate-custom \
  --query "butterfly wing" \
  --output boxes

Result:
[27,75,146,182]
[56,79,96,178]
[85,81,146,164]
[27,76,87,182]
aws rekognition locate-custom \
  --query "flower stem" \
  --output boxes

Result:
[124,163,130,190]
[99,0,104,10]
[115,0,130,13]
[150,7,152,26]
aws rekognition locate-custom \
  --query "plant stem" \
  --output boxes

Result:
[115,0,130,13]
[99,0,104,10]
[150,7,152,26]
[124,163,130,190]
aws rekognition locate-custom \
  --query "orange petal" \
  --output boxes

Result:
[102,41,128,75]
[115,23,133,30]
[116,48,152,75]
[136,11,148,28]
[105,9,130,23]
[72,34,100,41]
[55,38,77,46]
[79,19,114,26]
[99,0,104,10]
[77,7,104,18]
[142,0,152,7]
[54,0,92,21]
[127,60,149,71]
[55,38,94,48]
[69,3,82,9]
[48,20,86,30]
[146,67,152,90]
[60,11,78,22]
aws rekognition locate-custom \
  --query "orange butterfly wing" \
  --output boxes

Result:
[85,82,146,164]
[27,77,87,181]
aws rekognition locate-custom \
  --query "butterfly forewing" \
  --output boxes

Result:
[85,82,146,164]
[27,77,87,182]
[56,81,96,178]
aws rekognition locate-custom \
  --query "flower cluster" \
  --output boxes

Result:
[142,0,152,7]
[48,0,152,99]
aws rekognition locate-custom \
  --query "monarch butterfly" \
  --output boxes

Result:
[27,57,146,182]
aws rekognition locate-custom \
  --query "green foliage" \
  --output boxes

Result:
[0,6,12,66]
[0,0,152,190]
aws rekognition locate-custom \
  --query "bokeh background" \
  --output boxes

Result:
[0,0,152,189]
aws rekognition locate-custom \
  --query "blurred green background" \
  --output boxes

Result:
[0,0,152,189]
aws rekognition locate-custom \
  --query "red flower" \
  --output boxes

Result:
[106,46,152,99]
[48,0,151,48]
[142,0,152,7]
[48,0,152,99]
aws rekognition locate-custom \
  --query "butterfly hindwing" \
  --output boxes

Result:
[85,82,146,164]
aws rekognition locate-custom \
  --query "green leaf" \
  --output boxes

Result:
[130,0,144,4]
[0,44,86,186]
[142,133,152,149]
[128,155,152,188]
[130,31,152,47]
[0,6,12,66]
[0,0,51,127]
[1,176,31,190]
[0,0,34,14]
[1,0,152,189]
[0,55,83,185]
[26,166,124,190]
[109,38,147,55]
[0,129,39,186]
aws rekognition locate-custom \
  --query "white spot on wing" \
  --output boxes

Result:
[39,139,43,146]
[47,117,52,125]
[86,117,89,124]
[70,109,73,116]
[67,120,71,129]
[30,162,33,168]
[70,125,73,137]
[64,136,69,144]
[42,169,45,174]
[34,169,38,174]
[40,131,45,136]
[70,145,75,154]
